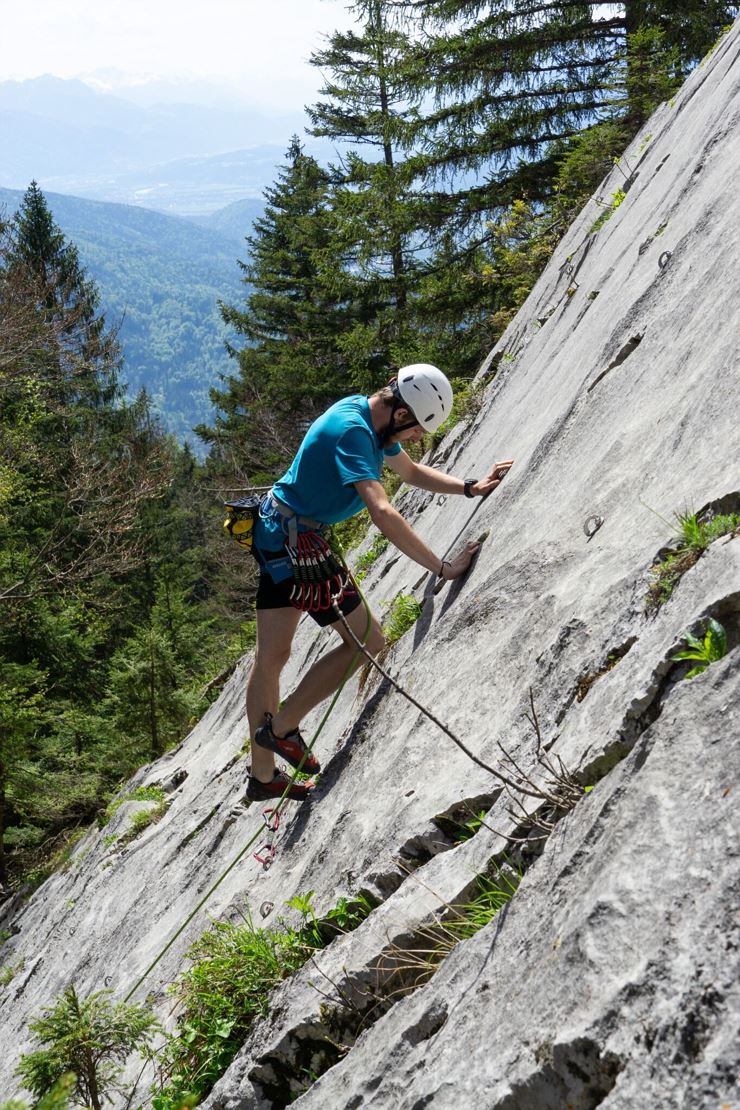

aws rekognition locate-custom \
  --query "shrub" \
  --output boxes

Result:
[16,986,159,1110]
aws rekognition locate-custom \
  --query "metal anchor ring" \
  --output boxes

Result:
[658,250,672,270]
[583,514,605,540]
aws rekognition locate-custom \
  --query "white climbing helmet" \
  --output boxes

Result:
[395,364,453,432]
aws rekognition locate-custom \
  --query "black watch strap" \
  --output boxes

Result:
[463,478,477,498]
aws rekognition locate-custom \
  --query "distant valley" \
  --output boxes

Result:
[0,185,260,448]
[0,75,336,448]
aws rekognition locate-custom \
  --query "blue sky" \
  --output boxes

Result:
[1,0,354,110]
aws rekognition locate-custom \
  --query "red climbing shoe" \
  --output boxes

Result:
[246,768,315,803]
[253,713,321,775]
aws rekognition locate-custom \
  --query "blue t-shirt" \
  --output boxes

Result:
[257,395,400,549]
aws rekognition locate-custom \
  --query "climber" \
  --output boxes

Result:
[245,364,513,802]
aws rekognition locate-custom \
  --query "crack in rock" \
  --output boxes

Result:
[587,332,644,393]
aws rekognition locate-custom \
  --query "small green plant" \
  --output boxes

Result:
[590,188,627,233]
[384,593,423,644]
[16,985,159,1110]
[355,533,389,577]
[676,509,740,551]
[442,868,521,944]
[0,958,25,987]
[437,809,488,845]
[285,889,318,922]
[671,619,728,678]
[647,508,740,610]
[152,914,308,1108]
[99,785,167,828]
[119,802,167,845]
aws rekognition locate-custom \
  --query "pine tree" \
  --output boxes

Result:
[396,2,737,226]
[308,0,422,377]
[8,181,118,408]
[17,986,159,1110]
[387,0,737,372]
[204,137,350,479]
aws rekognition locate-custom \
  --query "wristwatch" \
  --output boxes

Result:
[463,478,478,498]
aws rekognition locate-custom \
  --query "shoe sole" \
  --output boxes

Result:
[246,779,314,803]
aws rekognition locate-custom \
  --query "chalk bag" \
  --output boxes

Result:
[223,495,262,552]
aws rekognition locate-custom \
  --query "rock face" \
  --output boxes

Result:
[2,20,739,1110]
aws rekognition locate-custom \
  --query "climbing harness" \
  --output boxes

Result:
[123,474,514,1010]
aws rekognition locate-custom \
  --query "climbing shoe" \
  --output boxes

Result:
[246,768,315,803]
[253,713,321,775]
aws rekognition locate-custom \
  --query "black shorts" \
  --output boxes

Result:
[255,569,363,628]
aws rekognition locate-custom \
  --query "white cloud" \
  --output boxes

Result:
[1,0,351,110]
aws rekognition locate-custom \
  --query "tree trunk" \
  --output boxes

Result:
[0,752,7,886]
[84,1044,102,1110]
[148,642,160,760]
[372,0,406,310]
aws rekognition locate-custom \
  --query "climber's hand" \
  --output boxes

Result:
[473,459,514,499]
[441,540,481,580]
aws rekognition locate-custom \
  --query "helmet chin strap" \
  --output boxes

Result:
[381,405,419,445]
[380,384,419,445]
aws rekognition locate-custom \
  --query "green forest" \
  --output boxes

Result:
[1,0,736,916]
[0,186,244,448]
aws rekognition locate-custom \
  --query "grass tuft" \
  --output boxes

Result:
[647,509,740,610]
[384,594,423,644]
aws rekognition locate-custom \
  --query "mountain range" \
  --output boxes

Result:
[0,76,331,216]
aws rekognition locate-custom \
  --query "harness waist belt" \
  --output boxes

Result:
[268,492,326,532]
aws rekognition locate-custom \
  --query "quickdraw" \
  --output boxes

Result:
[253,807,281,871]
[286,531,355,613]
